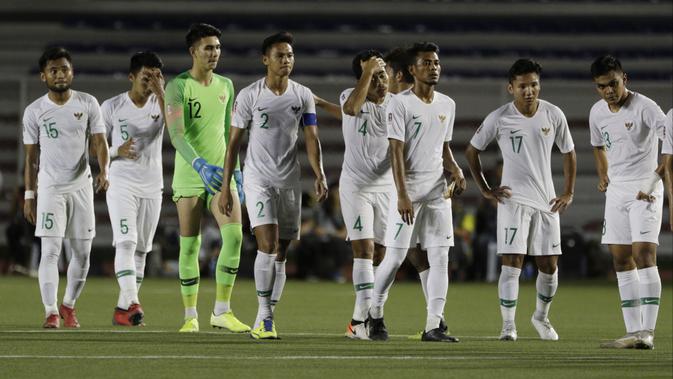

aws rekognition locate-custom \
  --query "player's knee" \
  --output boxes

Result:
[407,248,430,272]
[427,247,449,270]
[116,240,137,254]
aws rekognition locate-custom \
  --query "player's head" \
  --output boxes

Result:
[262,31,295,77]
[384,47,414,93]
[128,51,163,96]
[406,42,441,86]
[39,46,73,93]
[507,59,542,107]
[352,49,388,99]
[591,55,628,106]
[185,23,221,70]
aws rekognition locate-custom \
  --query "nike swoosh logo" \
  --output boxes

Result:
[360,110,369,114]
[640,231,650,235]
[118,119,127,123]
[188,97,197,102]
[43,117,53,122]
[446,235,452,240]
[600,125,608,130]
[552,243,560,248]
[257,107,267,112]
[87,228,93,232]
[510,130,521,134]
[642,299,659,305]
[412,115,421,119]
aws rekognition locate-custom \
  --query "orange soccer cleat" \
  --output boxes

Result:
[43,313,60,329]
[59,304,80,328]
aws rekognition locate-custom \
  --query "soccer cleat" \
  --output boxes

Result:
[113,304,145,326]
[179,317,199,333]
[59,304,80,328]
[635,330,654,350]
[409,319,449,340]
[499,322,518,341]
[421,328,460,342]
[43,313,60,329]
[250,318,278,340]
[210,311,251,333]
[600,332,640,349]
[345,320,369,340]
[531,315,558,341]
[367,314,389,341]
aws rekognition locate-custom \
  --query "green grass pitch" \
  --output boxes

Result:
[0,276,670,378]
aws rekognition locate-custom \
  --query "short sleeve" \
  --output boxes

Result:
[444,100,455,142]
[87,96,106,135]
[22,106,39,145]
[302,87,316,116]
[589,106,604,147]
[386,96,406,142]
[553,107,574,154]
[100,99,114,138]
[470,111,498,151]
[662,109,673,155]
[339,88,353,107]
[231,89,252,129]
[642,101,667,140]
[165,78,184,107]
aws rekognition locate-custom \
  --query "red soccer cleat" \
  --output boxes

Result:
[113,304,145,326]
[43,314,60,329]
[59,304,80,328]
[127,303,145,326]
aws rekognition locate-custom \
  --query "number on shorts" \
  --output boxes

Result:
[510,136,522,153]
[394,222,404,240]
[504,227,518,245]
[120,218,128,234]
[353,216,363,231]
[260,113,269,129]
[358,120,367,136]
[41,212,54,230]
[256,201,265,218]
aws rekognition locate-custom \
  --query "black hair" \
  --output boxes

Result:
[406,42,440,61]
[129,51,163,74]
[590,55,623,78]
[351,49,383,79]
[39,47,72,72]
[261,31,294,55]
[185,23,221,48]
[507,58,542,83]
[383,47,414,84]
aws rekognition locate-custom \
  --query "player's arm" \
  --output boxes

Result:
[342,56,385,116]
[219,126,245,216]
[592,146,609,192]
[314,94,342,121]
[23,144,38,224]
[465,144,511,203]
[91,132,110,193]
[442,141,466,197]
[664,154,673,230]
[550,149,576,213]
[303,124,328,202]
[389,138,413,225]
[223,81,244,203]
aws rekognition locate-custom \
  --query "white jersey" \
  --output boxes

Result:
[386,88,455,202]
[589,92,666,181]
[339,88,393,191]
[22,90,106,193]
[470,100,574,212]
[101,92,164,198]
[232,78,316,188]
[662,109,673,155]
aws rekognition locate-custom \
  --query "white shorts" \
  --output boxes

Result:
[244,179,301,240]
[339,182,390,244]
[36,184,95,239]
[384,196,454,249]
[106,188,162,252]
[497,200,561,256]
[602,179,663,245]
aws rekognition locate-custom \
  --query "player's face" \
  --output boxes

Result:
[130,67,157,96]
[191,36,221,71]
[368,66,388,99]
[410,52,440,86]
[263,43,294,77]
[508,72,540,108]
[40,58,73,93]
[593,71,627,105]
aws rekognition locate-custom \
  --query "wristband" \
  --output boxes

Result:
[24,190,35,199]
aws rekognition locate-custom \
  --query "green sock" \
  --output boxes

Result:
[179,235,201,312]
[214,224,242,314]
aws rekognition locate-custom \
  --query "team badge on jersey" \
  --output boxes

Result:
[438,115,446,123]
[291,106,301,114]
[151,114,160,122]
[541,127,551,136]
[74,112,83,120]
[625,121,634,131]
[218,93,227,104]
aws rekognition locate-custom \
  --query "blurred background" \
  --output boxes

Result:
[0,0,671,283]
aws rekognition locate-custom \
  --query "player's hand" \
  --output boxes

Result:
[484,186,512,204]
[636,191,656,203]
[117,138,138,160]
[597,175,609,192]
[361,56,386,76]
[219,187,235,217]
[314,175,328,203]
[550,192,573,213]
[233,169,245,204]
[145,69,165,98]
[397,194,414,225]
[192,157,223,195]
[448,169,466,197]
[95,172,109,193]
[23,198,36,225]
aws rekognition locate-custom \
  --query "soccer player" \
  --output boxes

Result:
[368,42,466,342]
[465,59,576,342]
[165,23,248,333]
[221,31,328,339]
[23,47,110,328]
[589,56,666,349]
[337,50,392,339]
[101,52,165,326]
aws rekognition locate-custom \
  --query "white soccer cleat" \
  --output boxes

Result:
[499,322,518,341]
[636,330,654,350]
[345,321,370,340]
[531,315,558,341]
[600,332,640,349]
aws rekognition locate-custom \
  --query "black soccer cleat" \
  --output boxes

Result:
[367,314,389,341]
[421,328,460,343]
[439,318,448,334]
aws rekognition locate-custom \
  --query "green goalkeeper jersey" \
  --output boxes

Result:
[165,71,235,192]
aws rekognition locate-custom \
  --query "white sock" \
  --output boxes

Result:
[134,250,147,293]
[534,269,558,321]
[418,269,429,305]
[638,266,661,331]
[498,265,521,326]
[254,250,276,328]
[62,239,92,308]
[616,269,642,333]
[352,258,374,322]
[39,237,62,316]
[425,247,449,332]
[270,260,287,313]
[115,241,138,310]
[371,247,406,319]
[184,307,197,319]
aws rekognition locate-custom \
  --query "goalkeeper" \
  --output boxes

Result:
[165,23,249,333]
